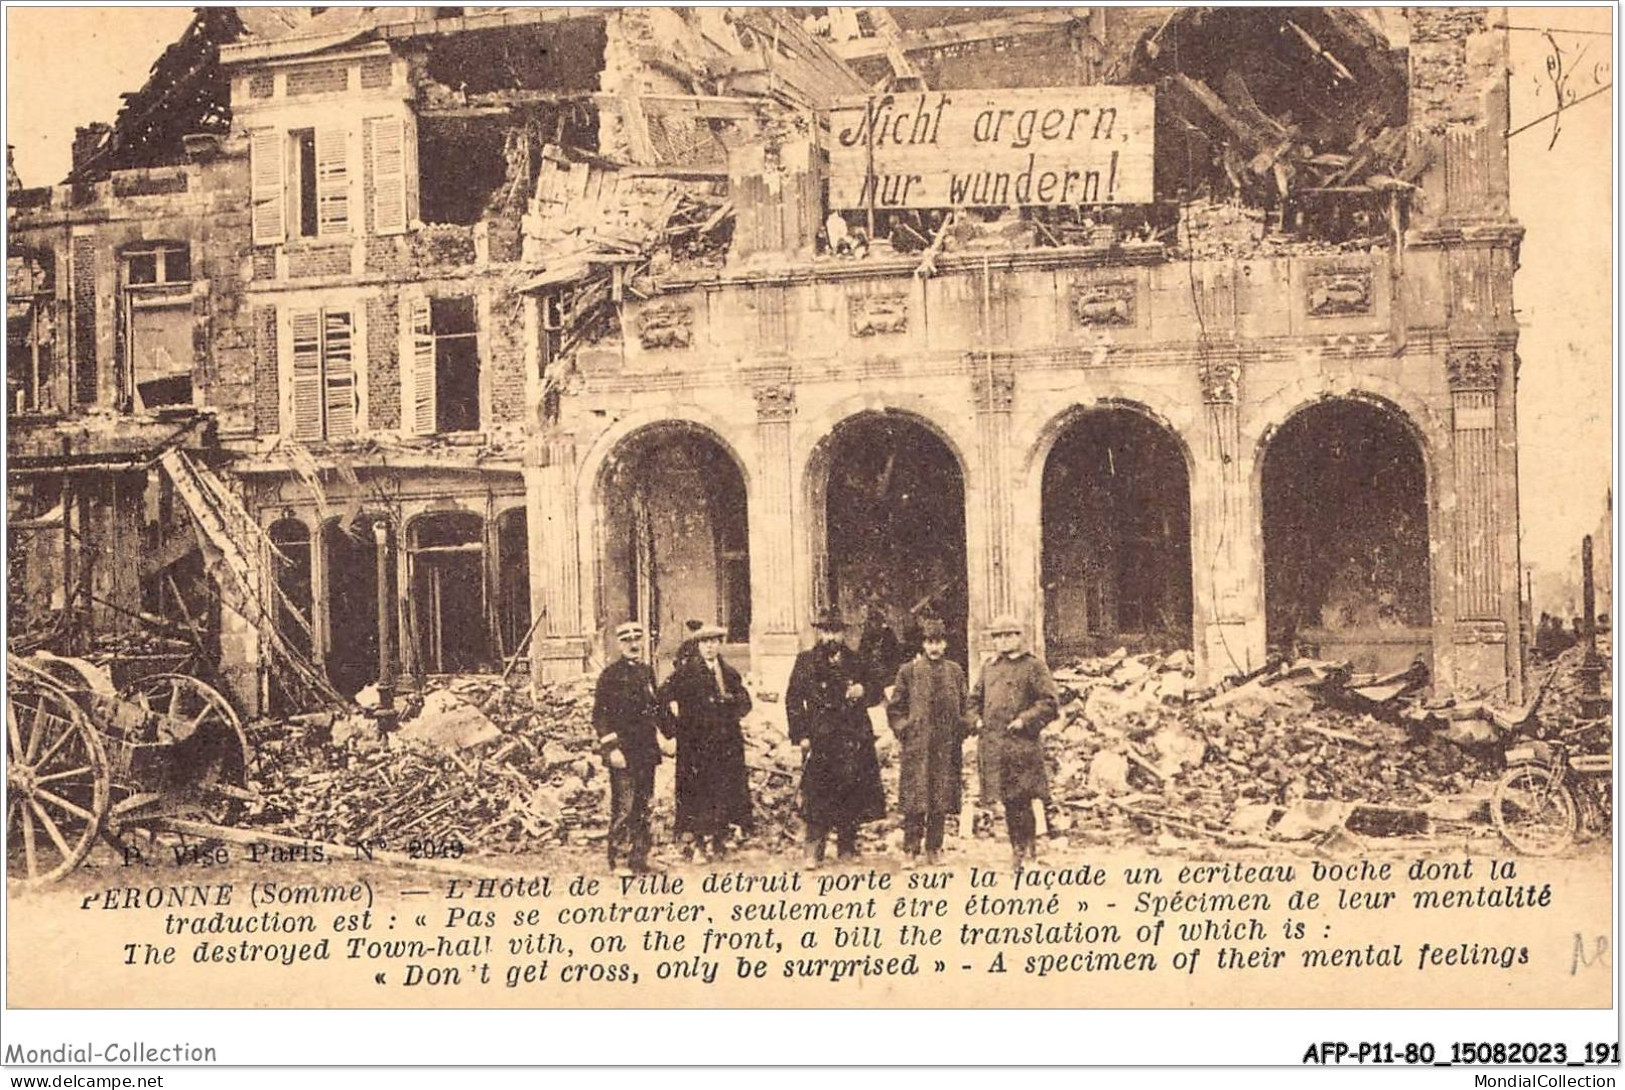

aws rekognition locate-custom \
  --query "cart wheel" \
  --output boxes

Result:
[6,682,110,884]
[118,674,251,824]
[1491,763,1578,856]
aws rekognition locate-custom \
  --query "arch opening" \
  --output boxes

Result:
[323,519,391,697]
[597,423,750,665]
[495,507,531,659]
[812,411,968,665]
[1261,397,1431,671]
[1040,408,1192,660]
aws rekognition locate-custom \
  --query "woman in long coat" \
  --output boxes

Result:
[785,606,886,864]
[658,625,754,859]
[886,616,967,864]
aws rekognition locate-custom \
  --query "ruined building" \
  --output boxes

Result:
[7,7,1527,712]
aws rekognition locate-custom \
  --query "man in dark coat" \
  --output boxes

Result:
[785,606,886,867]
[658,623,753,862]
[886,615,967,867]
[592,621,666,875]
[969,614,1059,868]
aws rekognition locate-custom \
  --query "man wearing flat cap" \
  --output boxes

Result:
[658,622,754,862]
[969,614,1059,868]
[886,614,967,867]
[592,621,666,875]
[785,605,887,867]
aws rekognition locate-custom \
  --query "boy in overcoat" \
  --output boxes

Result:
[968,614,1059,867]
[886,615,967,866]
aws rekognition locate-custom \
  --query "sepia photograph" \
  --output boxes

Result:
[1,0,1617,1071]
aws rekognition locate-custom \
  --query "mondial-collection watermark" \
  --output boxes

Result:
[4,1043,218,1064]
[1472,1078,1617,1088]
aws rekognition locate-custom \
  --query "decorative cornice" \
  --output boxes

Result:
[751,383,796,422]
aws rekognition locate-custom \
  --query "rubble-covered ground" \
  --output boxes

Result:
[241,637,1613,861]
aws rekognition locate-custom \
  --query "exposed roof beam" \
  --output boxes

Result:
[829,11,1081,64]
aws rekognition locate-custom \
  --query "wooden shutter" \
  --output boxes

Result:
[250,128,286,244]
[315,125,350,237]
[322,309,356,438]
[406,295,436,434]
[367,116,407,236]
[290,310,323,439]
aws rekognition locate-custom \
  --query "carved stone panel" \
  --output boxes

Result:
[1306,266,1373,317]
[636,300,693,350]
[970,357,1016,413]
[752,383,795,422]
[1446,347,1503,391]
[1198,358,1241,404]
[1070,280,1136,327]
[848,291,908,336]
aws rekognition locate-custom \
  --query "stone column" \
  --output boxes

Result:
[1445,345,1513,697]
[750,375,801,680]
[527,430,586,684]
[971,354,1015,660]
[1191,356,1266,684]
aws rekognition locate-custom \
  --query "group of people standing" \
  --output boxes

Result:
[591,608,1059,877]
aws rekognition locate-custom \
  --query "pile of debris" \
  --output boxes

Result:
[248,676,613,852]
[1043,648,1503,851]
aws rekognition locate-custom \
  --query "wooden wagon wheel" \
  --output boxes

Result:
[117,674,253,827]
[6,680,110,885]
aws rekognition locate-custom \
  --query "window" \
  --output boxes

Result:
[122,243,194,409]
[251,125,350,243]
[7,250,55,414]
[404,294,480,434]
[288,307,357,441]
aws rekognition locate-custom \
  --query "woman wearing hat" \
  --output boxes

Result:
[657,623,754,862]
[969,614,1059,868]
[785,605,887,867]
[886,614,968,867]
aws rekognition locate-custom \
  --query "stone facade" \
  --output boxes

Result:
[7,7,1528,710]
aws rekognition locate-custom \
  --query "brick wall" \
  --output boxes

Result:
[252,248,277,280]
[253,305,280,434]
[364,235,409,277]
[368,294,400,430]
[71,235,97,404]
[488,292,525,425]
[287,243,352,279]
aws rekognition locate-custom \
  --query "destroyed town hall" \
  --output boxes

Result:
[7,7,1528,715]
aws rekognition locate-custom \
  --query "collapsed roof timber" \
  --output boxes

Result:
[8,7,1527,721]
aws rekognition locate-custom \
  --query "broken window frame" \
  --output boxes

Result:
[406,510,493,675]
[7,249,56,416]
[283,305,362,442]
[120,242,195,412]
[400,290,482,436]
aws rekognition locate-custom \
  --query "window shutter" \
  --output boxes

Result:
[315,125,350,237]
[290,310,323,439]
[408,296,436,434]
[322,309,356,438]
[250,128,286,244]
[367,116,407,236]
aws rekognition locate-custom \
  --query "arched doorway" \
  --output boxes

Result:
[407,511,491,674]
[322,518,389,697]
[597,423,750,665]
[1261,397,1431,671]
[1040,408,1192,661]
[809,412,968,663]
[495,507,531,659]
[270,517,314,657]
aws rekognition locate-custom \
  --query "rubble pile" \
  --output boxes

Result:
[1042,649,1500,849]
[248,677,617,852]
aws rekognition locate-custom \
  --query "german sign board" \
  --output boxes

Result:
[827,86,1155,210]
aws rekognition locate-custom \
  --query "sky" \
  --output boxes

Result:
[3,5,1615,585]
